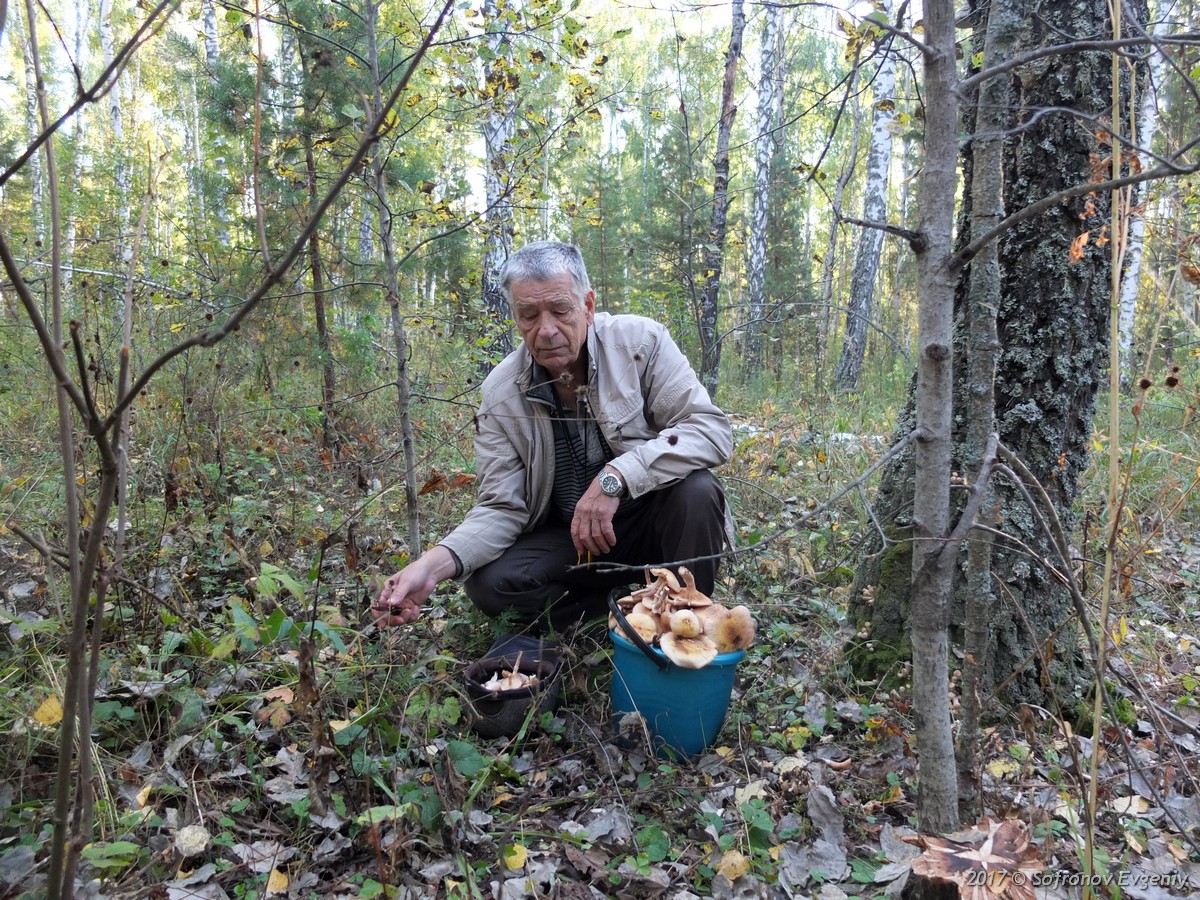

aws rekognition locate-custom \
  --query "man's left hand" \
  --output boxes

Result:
[571,484,620,556]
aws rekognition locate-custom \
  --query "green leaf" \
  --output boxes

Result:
[81,840,141,870]
[340,103,365,120]
[447,739,486,777]
[613,27,632,38]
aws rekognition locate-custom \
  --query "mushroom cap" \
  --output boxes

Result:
[622,610,661,644]
[695,603,730,634]
[713,605,756,652]
[659,632,719,669]
[615,593,639,612]
[669,608,703,639]
[648,567,682,592]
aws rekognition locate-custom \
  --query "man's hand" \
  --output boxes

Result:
[370,546,456,628]
[571,480,621,556]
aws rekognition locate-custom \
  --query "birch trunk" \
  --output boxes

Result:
[63,0,92,300]
[696,0,746,397]
[743,5,782,378]
[909,0,960,833]
[480,0,516,364]
[100,0,131,267]
[11,1,45,244]
[834,4,897,393]
[1117,18,1168,379]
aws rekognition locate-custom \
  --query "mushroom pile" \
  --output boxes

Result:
[479,652,540,692]
[610,567,756,669]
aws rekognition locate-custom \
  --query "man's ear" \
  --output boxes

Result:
[585,290,596,321]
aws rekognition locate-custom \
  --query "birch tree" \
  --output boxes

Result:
[834,3,897,393]
[743,4,783,378]
[696,0,745,396]
[480,0,518,362]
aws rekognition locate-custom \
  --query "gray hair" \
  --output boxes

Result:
[499,241,592,308]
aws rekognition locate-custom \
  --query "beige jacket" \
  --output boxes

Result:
[439,313,733,578]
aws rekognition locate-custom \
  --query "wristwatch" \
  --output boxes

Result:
[598,469,625,498]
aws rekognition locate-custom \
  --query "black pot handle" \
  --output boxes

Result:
[608,588,669,670]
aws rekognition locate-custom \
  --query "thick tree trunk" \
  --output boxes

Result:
[696,0,745,397]
[849,0,1147,709]
[743,4,782,377]
[834,3,897,394]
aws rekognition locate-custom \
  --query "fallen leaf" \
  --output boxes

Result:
[265,868,288,895]
[503,843,528,870]
[1111,795,1149,815]
[418,469,446,495]
[986,758,1019,779]
[715,849,751,880]
[174,825,212,858]
[34,695,63,726]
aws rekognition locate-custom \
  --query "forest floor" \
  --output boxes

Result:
[1,413,1198,899]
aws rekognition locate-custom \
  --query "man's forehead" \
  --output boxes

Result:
[512,277,580,303]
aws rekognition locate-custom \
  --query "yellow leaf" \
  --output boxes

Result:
[1111,615,1128,646]
[503,843,527,870]
[330,719,352,733]
[986,758,1019,779]
[259,540,273,557]
[345,54,360,69]
[170,322,185,333]
[491,792,515,807]
[716,849,751,880]
[265,868,288,895]
[136,782,154,808]
[34,695,63,726]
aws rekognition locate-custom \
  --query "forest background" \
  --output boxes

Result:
[1,0,1199,897]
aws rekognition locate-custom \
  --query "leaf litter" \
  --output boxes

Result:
[0,431,1199,898]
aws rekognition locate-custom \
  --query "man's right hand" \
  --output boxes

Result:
[370,546,456,628]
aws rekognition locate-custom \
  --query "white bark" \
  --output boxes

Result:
[480,0,516,358]
[99,0,132,265]
[10,1,45,244]
[1117,18,1169,376]
[835,2,897,392]
[743,5,783,376]
[64,0,92,299]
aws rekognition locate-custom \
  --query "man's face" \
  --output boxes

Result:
[511,274,595,381]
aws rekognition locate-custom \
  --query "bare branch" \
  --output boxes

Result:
[838,213,926,251]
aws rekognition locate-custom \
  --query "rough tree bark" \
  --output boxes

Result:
[849,0,1147,710]
[907,0,960,833]
[834,1,897,393]
[743,4,782,377]
[696,0,745,397]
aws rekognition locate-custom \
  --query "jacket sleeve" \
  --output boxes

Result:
[607,325,733,499]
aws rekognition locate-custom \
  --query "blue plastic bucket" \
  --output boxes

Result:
[610,629,745,758]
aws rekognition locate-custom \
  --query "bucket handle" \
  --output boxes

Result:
[607,589,669,670]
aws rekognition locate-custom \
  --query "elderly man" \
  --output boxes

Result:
[373,241,733,633]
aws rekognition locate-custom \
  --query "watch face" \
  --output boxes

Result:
[600,472,622,496]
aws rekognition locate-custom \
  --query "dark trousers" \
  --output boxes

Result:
[464,470,727,633]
